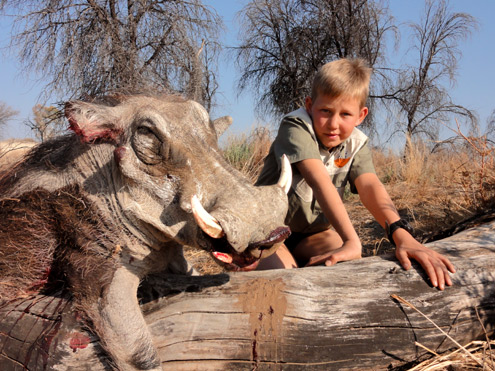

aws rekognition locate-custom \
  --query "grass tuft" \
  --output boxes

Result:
[222,126,273,183]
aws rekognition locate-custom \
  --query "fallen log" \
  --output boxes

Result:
[1,221,495,370]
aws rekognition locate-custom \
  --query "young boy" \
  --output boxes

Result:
[256,58,455,290]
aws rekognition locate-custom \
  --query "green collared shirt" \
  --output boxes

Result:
[256,108,376,233]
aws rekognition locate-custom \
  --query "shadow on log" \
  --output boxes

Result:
[2,221,495,370]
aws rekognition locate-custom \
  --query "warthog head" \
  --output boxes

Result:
[0,94,291,370]
[64,94,291,271]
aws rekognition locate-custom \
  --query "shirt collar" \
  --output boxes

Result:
[318,141,345,154]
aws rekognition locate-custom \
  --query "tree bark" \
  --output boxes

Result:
[2,222,495,370]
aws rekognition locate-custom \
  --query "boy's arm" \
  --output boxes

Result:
[296,159,362,266]
[354,172,455,290]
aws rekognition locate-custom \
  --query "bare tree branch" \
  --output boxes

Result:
[24,104,65,142]
[2,0,222,109]
[381,0,478,151]
[0,102,19,138]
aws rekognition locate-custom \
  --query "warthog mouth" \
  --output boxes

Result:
[206,226,291,272]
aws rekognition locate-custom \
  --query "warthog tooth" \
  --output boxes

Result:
[191,195,225,238]
[277,154,292,194]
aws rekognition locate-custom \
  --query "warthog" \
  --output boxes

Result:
[0,94,291,370]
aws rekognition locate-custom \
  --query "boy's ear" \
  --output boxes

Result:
[356,106,369,127]
[304,96,313,112]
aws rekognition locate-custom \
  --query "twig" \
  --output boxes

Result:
[475,305,495,369]
[414,341,439,357]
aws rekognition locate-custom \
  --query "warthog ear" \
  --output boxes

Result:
[65,101,123,144]
[212,116,233,137]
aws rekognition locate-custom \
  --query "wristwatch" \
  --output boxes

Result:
[385,219,414,246]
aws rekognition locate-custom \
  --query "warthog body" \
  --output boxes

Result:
[0,94,290,370]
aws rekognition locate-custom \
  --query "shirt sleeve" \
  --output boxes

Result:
[273,116,321,165]
[348,141,376,193]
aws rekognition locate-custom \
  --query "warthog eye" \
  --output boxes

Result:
[132,126,162,165]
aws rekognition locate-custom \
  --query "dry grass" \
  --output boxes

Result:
[410,340,494,370]
[221,126,273,183]
[361,133,495,255]
[392,295,494,371]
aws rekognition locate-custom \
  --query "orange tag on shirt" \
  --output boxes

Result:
[334,158,350,168]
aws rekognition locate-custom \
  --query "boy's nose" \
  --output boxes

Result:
[327,115,340,130]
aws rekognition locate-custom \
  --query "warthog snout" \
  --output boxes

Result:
[191,155,292,271]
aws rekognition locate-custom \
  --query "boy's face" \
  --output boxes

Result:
[305,94,368,149]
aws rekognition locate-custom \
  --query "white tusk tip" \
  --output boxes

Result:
[191,195,224,239]
[277,154,292,194]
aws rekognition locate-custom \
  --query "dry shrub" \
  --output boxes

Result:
[222,126,273,183]
[370,142,448,233]
[372,146,401,184]
[0,138,37,172]
[447,124,495,208]
[370,132,495,236]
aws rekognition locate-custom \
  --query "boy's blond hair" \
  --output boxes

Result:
[311,58,372,107]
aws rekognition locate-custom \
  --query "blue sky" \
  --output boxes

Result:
[1,0,494,141]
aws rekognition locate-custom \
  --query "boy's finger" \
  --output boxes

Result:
[434,260,454,289]
[322,249,358,266]
[434,264,446,290]
[324,254,340,266]
[443,266,453,286]
[441,256,456,273]
[395,249,412,271]
[306,252,333,266]
[306,249,346,267]
[421,260,438,289]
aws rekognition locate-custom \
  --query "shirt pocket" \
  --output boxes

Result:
[292,173,313,203]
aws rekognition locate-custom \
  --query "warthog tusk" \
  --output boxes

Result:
[277,154,292,194]
[191,195,225,239]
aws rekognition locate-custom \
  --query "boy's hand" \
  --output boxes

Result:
[354,174,455,290]
[394,229,455,290]
[305,240,362,267]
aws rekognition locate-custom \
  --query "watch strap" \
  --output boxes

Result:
[385,219,413,246]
